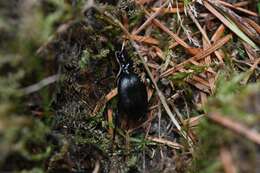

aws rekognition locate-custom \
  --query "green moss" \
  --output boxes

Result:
[190,70,260,172]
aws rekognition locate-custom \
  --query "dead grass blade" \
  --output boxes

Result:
[133,0,169,35]
[208,112,260,145]
[245,18,260,34]
[123,35,159,45]
[241,58,260,85]
[211,24,225,42]
[210,24,226,63]
[188,80,210,94]
[107,108,114,136]
[143,9,197,55]
[204,0,259,49]
[161,34,232,78]
[202,27,215,93]
[188,7,224,64]
[169,31,200,49]
[233,1,250,7]
[219,0,258,17]
[220,147,237,173]
[215,1,260,45]
[242,42,258,62]
[184,115,205,128]
[105,88,118,101]
[151,7,184,14]
[92,88,117,116]
[146,136,184,149]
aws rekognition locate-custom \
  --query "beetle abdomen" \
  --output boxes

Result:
[117,73,148,125]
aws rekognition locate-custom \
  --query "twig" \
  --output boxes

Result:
[151,7,184,13]
[149,91,183,110]
[208,112,260,145]
[204,0,259,49]
[187,8,223,63]
[169,31,200,49]
[22,74,60,94]
[133,0,169,35]
[220,147,237,173]
[183,115,204,128]
[92,160,100,173]
[92,88,117,115]
[219,0,258,17]
[161,34,232,77]
[211,24,225,42]
[146,136,184,149]
[123,35,159,45]
[107,108,114,136]
[143,9,193,53]
[241,58,260,84]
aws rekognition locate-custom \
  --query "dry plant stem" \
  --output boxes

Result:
[123,35,159,45]
[169,31,200,49]
[105,88,118,101]
[216,2,260,45]
[92,88,117,115]
[133,0,169,35]
[211,24,225,42]
[219,0,258,17]
[233,58,260,71]
[187,8,223,63]
[158,104,162,138]
[233,1,250,7]
[245,18,260,34]
[241,58,260,85]
[242,42,258,62]
[37,20,75,55]
[131,41,193,146]
[149,91,182,110]
[146,136,183,149]
[208,112,260,145]
[190,60,216,74]
[220,147,237,173]
[202,26,215,92]
[92,160,101,173]
[107,108,114,136]
[143,9,191,50]
[183,115,204,128]
[204,0,259,48]
[187,9,210,44]
[151,7,184,13]
[161,34,232,77]
[22,74,60,94]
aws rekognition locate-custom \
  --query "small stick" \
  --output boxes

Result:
[107,108,114,136]
[220,147,237,173]
[133,0,169,35]
[208,112,260,145]
[161,34,232,77]
[219,0,258,17]
[22,74,60,94]
[146,136,184,149]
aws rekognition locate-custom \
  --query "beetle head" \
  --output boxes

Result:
[115,49,130,66]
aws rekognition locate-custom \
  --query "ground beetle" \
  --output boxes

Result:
[115,48,148,131]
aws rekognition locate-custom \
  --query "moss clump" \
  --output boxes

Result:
[190,71,260,173]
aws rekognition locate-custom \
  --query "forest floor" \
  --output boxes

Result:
[0,0,259,173]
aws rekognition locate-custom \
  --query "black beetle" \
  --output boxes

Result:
[115,49,148,130]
